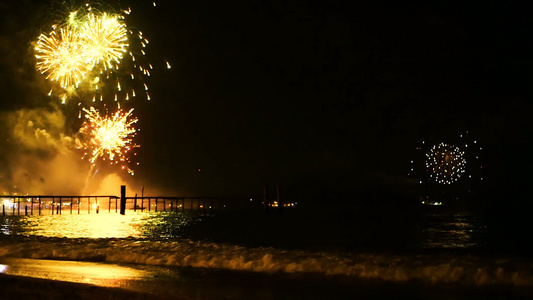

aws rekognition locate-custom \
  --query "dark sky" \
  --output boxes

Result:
[1,0,532,200]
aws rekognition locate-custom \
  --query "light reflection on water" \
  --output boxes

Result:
[0,211,196,239]
[0,209,488,250]
[0,258,153,285]
[421,212,486,249]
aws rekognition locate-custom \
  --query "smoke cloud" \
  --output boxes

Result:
[0,106,82,194]
[0,105,139,196]
[0,1,142,197]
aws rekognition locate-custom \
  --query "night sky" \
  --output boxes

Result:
[0,0,531,203]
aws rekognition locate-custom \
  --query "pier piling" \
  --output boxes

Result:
[120,185,126,215]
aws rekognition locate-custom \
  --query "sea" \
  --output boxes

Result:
[1,201,533,299]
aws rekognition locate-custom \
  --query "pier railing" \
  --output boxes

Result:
[0,195,228,216]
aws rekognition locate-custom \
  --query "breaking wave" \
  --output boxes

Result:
[0,236,532,286]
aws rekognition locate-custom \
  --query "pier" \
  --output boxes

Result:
[0,195,222,216]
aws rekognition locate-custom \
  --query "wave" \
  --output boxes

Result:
[0,236,532,286]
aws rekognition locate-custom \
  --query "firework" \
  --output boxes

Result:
[35,27,89,90]
[82,12,128,71]
[425,143,466,185]
[79,107,138,175]
[35,6,153,103]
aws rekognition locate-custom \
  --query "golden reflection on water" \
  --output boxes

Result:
[423,214,484,249]
[20,212,148,238]
[0,258,154,288]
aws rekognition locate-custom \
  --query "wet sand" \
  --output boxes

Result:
[1,258,532,300]
[0,274,158,299]
[2,273,533,300]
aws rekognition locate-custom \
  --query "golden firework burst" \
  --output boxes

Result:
[79,106,138,175]
[35,27,89,89]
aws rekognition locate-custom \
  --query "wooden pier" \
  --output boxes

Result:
[0,195,222,216]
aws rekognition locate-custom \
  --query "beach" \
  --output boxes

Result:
[0,208,532,299]
[2,257,533,300]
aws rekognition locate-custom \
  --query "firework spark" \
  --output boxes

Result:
[79,107,138,175]
[35,7,152,103]
[82,12,129,71]
[35,27,89,89]
[426,143,466,185]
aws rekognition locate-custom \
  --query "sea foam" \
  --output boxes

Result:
[1,237,532,286]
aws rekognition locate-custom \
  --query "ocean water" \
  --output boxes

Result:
[1,204,533,298]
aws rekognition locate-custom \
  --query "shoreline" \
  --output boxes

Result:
[0,274,159,300]
[1,258,533,300]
